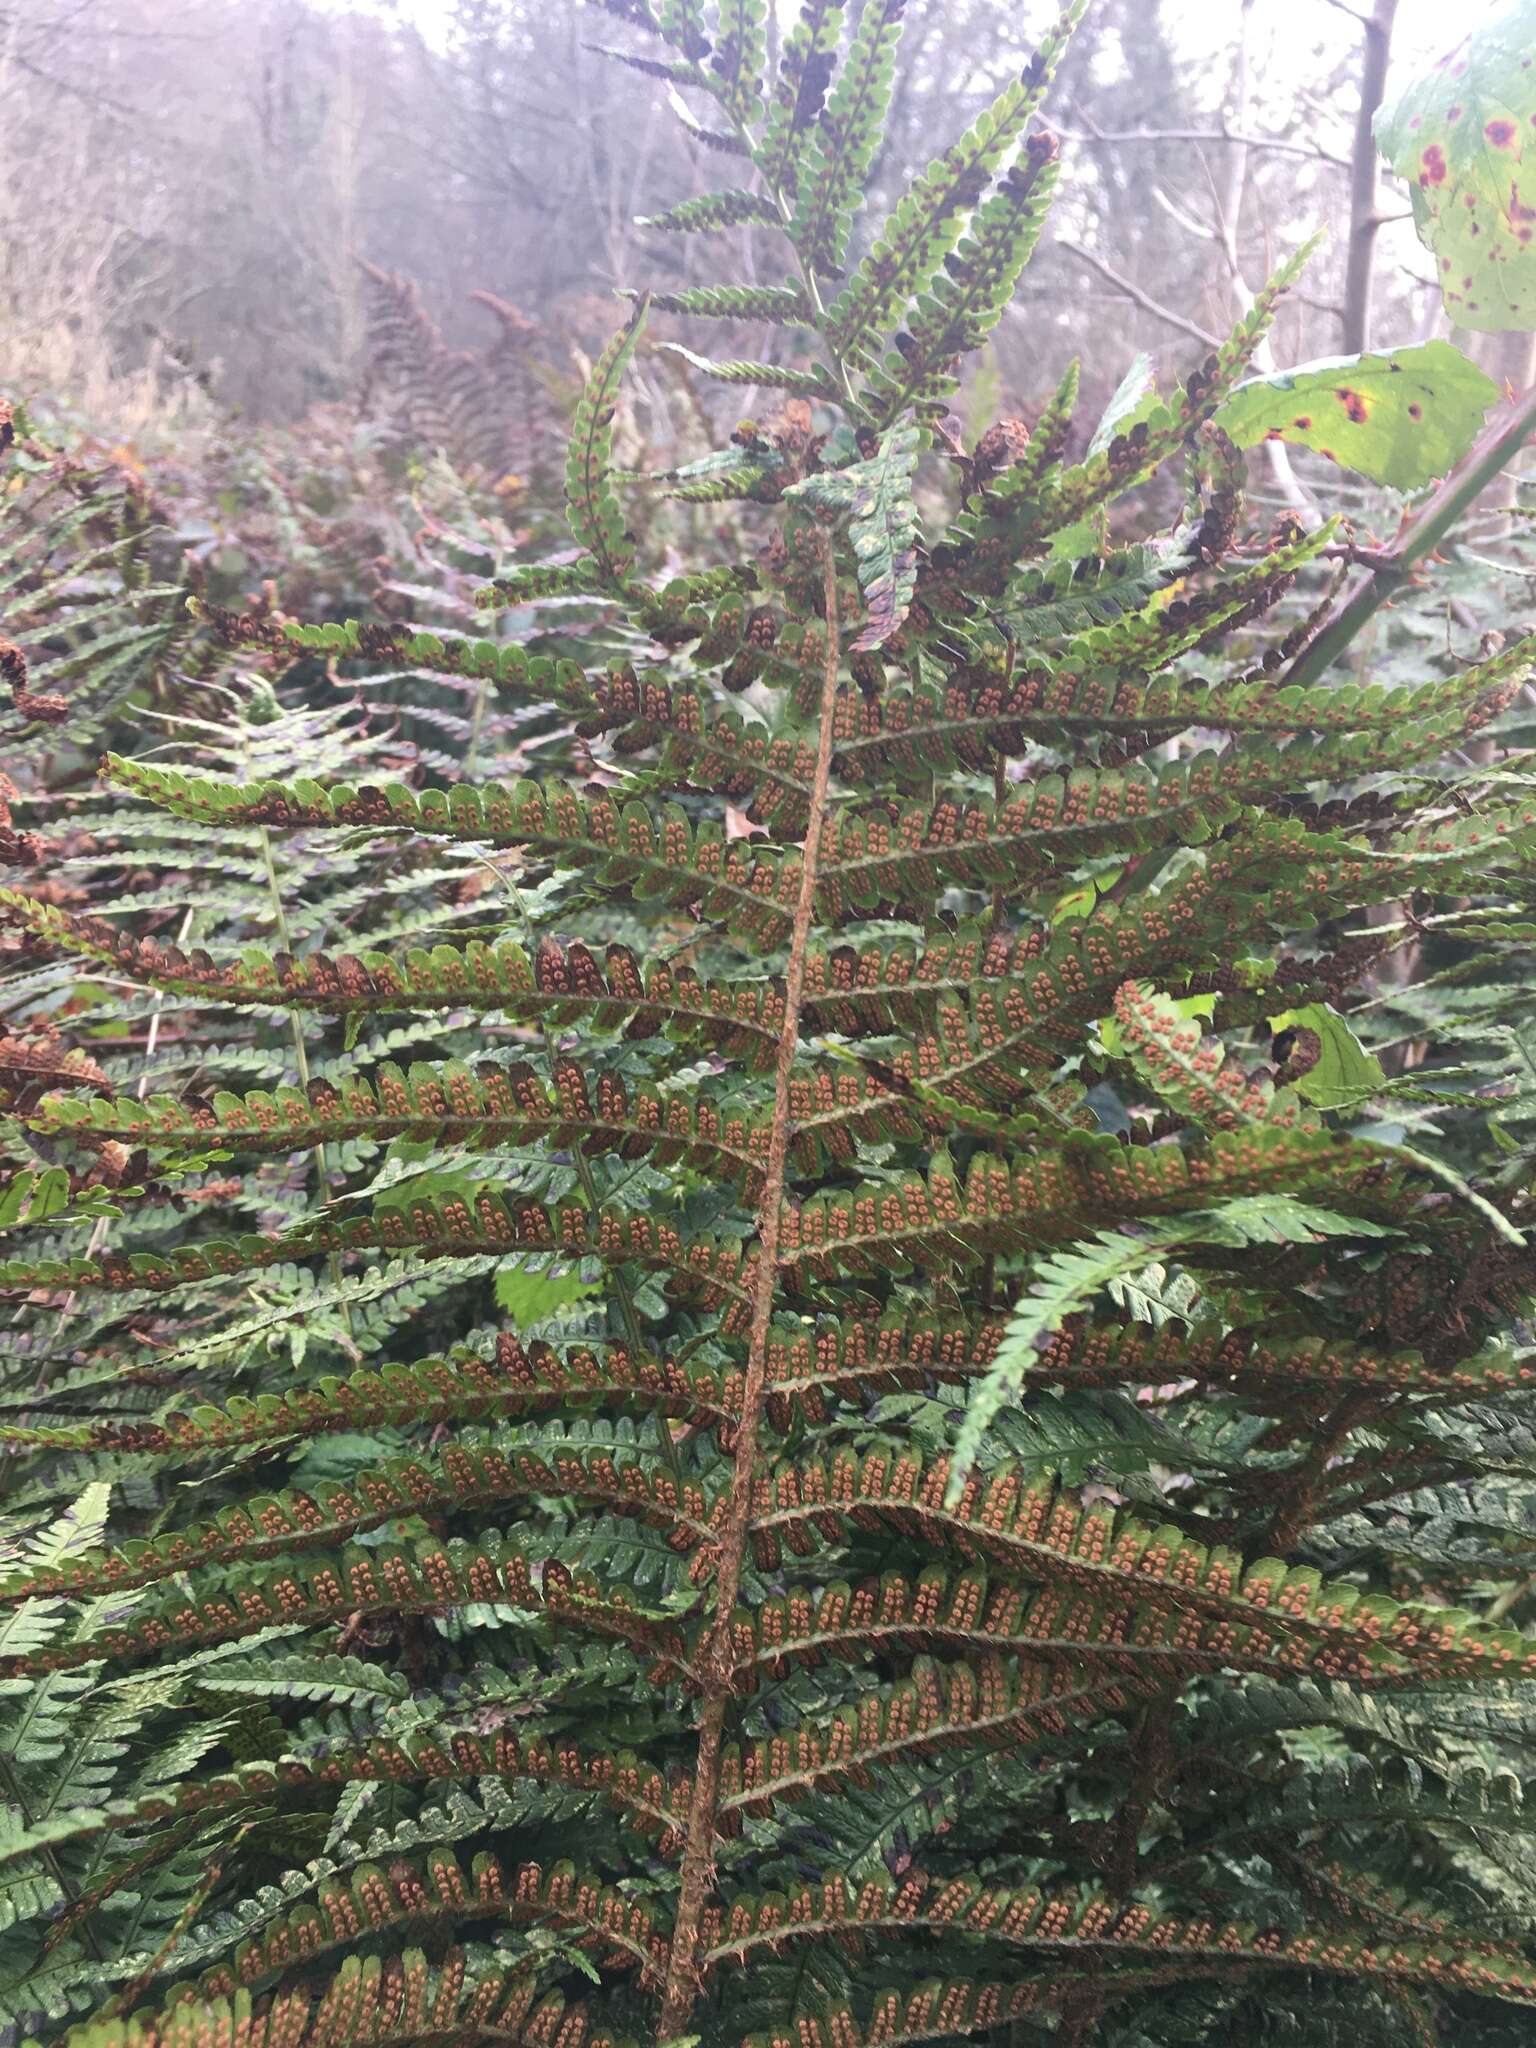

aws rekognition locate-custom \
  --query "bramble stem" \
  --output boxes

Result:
[1284,383,1536,688]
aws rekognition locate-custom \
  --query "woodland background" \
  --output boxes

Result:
[8,0,1529,453]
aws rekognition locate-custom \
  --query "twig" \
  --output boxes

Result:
[1150,182,1220,244]
[1055,240,1220,347]
[1059,123,1345,167]
[1341,0,1400,353]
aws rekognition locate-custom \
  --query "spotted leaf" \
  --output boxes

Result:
[1376,0,1536,332]
[1212,340,1498,490]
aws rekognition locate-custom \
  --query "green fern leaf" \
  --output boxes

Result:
[951,1198,1402,1488]
[826,0,1085,363]
[788,0,907,272]
[754,0,844,187]
[786,422,920,648]
[565,298,648,591]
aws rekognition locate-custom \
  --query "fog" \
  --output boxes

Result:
[4,0,1522,445]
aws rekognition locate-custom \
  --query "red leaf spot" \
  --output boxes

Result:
[1319,449,1337,462]
[1510,184,1536,223]
[1420,144,1448,185]
[1335,388,1369,424]
[1407,403,1423,420]
[1485,119,1517,147]
[1264,427,1283,441]
[1447,104,1463,121]
[1292,415,1312,430]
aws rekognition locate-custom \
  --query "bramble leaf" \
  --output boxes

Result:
[1212,340,1499,489]
[1376,0,1536,332]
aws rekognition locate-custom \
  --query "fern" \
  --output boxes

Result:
[4,8,1536,2048]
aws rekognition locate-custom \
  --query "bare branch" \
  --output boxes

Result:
[1058,124,1347,169]
[1342,0,1400,353]
[1054,241,1221,347]
[1151,183,1220,243]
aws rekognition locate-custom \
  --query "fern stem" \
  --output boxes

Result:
[1485,1571,1536,1626]
[464,670,490,780]
[99,1820,252,2021]
[657,523,844,2041]
[256,828,312,1095]
[1265,1389,1379,1553]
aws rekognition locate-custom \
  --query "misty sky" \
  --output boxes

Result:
[358,0,1508,67]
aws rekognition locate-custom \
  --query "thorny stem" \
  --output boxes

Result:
[657,527,844,2040]
[1284,382,1536,689]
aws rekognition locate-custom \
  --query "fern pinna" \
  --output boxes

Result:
[6,3,1536,2045]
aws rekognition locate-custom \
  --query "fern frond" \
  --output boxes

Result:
[564,299,648,593]
[787,0,907,273]
[48,1950,637,2048]
[826,0,1084,365]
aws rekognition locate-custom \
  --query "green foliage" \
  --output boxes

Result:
[787,422,920,646]
[3,9,1536,2048]
[787,0,907,272]
[566,298,650,591]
